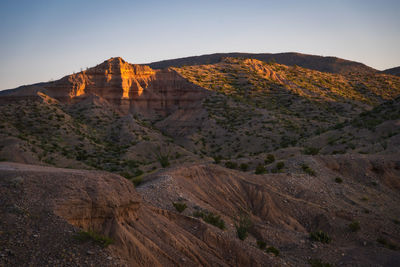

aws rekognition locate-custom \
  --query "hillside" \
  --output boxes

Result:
[148,52,377,74]
[382,66,400,77]
[1,56,400,266]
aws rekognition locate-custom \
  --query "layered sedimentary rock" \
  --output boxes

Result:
[1,57,209,116]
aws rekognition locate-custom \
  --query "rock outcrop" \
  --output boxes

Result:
[0,57,209,117]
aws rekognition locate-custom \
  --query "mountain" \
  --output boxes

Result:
[382,66,400,76]
[1,56,400,266]
[148,52,377,74]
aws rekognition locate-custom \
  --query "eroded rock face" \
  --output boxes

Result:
[0,162,279,267]
[3,57,209,117]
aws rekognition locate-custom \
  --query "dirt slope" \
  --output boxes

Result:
[138,155,400,266]
[0,162,281,267]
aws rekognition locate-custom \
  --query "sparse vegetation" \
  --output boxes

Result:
[310,230,331,243]
[73,230,113,247]
[276,161,285,170]
[225,161,238,169]
[236,214,252,240]
[173,202,187,213]
[334,177,343,183]
[256,240,266,249]
[377,237,398,250]
[193,210,226,230]
[239,163,249,171]
[301,163,316,176]
[131,176,143,187]
[264,154,275,164]
[303,147,320,155]
[349,220,360,232]
[255,164,266,174]
[266,246,280,256]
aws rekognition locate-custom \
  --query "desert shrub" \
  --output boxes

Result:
[308,258,333,267]
[266,246,280,256]
[134,169,144,177]
[154,148,170,168]
[303,147,320,155]
[264,154,275,164]
[73,230,113,247]
[334,177,343,183]
[236,214,252,240]
[255,164,266,174]
[310,230,331,243]
[349,220,360,232]
[131,176,143,187]
[276,161,285,170]
[239,163,249,171]
[301,163,316,176]
[225,161,238,169]
[157,154,170,168]
[256,240,266,249]
[120,172,132,179]
[377,237,398,250]
[213,155,222,164]
[193,210,225,230]
[173,202,187,213]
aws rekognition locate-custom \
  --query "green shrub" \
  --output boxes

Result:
[334,177,343,183]
[73,230,113,247]
[264,154,275,164]
[213,155,222,164]
[236,214,252,240]
[120,172,133,179]
[132,176,143,187]
[303,147,320,155]
[255,164,266,174]
[301,163,316,176]
[256,240,266,249]
[193,210,225,230]
[377,237,398,250]
[276,161,285,170]
[173,202,187,213]
[225,161,238,169]
[310,230,331,243]
[240,163,249,171]
[155,148,170,168]
[157,155,170,168]
[349,220,360,232]
[266,246,280,256]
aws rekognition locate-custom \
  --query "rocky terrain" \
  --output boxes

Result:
[0,54,399,266]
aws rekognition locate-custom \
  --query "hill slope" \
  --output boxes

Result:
[148,52,377,74]
[382,66,400,77]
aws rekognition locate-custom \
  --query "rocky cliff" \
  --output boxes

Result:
[0,57,209,117]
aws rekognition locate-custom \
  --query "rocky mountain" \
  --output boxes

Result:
[1,56,400,266]
[148,52,377,74]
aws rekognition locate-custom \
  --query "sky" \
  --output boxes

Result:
[0,0,399,90]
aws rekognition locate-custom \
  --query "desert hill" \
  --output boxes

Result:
[1,56,400,266]
[382,66,400,77]
[148,52,377,74]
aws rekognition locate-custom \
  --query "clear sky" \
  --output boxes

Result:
[0,0,399,90]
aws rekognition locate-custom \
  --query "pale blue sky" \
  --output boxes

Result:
[0,0,399,90]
